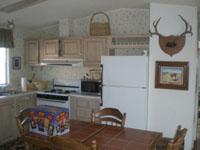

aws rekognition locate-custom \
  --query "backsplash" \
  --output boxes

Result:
[29,66,92,88]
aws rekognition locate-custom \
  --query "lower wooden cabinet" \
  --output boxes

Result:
[0,99,15,144]
[15,94,36,137]
[0,93,37,145]
[70,95,100,122]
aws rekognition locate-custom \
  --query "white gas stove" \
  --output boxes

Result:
[37,79,80,108]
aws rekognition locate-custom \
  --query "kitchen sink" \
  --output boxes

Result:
[0,90,23,96]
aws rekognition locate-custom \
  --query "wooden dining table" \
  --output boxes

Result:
[20,120,162,150]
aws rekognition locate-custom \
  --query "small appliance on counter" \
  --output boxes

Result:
[81,79,101,95]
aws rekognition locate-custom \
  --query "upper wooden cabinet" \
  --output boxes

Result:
[83,37,107,67]
[41,39,59,59]
[61,39,82,59]
[24,40,39,66]
[41,39,82,60]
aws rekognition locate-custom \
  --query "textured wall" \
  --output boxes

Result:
[60,8,150,36]
[26,24,59,39]
[7,25,59,89]
[8,27,32,89]
[148,3,198,150]
[11,8,150,87]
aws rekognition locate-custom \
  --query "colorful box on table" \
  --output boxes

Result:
[29,105,69,136]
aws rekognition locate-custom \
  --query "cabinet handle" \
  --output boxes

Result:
[59,40,62,56]
[100,64,103,106]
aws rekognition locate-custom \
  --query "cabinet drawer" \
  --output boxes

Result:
[76,107,91,118]
[76,98,99,109]
[76,117,91,122]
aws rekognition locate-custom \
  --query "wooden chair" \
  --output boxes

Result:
[91,107,126,127]
[16,109,31,149]
[16,109,49,150]
[156,125,187,150]
[51,136,96,150]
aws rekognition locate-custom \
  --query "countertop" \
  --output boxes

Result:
[70,92,101,99]
[0,90,37,100]
[0,90,100,100]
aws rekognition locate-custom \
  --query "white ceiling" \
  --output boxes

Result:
[0,0,199,29]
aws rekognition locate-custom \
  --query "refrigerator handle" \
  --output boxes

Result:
[100,64,103,106]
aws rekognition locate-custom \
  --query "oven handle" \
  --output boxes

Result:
[37,98,67,103]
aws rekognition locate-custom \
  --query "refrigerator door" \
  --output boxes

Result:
[101,56,148,88]
[102,85,147,130]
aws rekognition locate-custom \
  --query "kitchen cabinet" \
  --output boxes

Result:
[61,39,82,59]
[24,40,39,66]
[15,94,36,137]
[70,95,100,122]
[0,99,15,144]
[41,39,59,59]
[41,39,82,60]
[0,93,37,145]
[83,37,108,67]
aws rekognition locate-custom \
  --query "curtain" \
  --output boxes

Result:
[0,29,14,48]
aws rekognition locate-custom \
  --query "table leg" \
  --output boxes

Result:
[24,142,30,150]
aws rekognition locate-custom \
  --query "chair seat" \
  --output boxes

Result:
[156,137,184,150]
[18,132,52,148]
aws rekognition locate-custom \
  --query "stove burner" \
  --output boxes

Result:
[64,90,70,94]
[42,89,78,95]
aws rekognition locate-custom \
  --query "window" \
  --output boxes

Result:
[0,48,8,85]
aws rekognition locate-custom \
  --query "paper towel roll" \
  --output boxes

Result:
[21,77,27,91]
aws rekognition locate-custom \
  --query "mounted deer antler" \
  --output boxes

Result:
[149,15,193,56]
[179,15,193,37]
[149,17,163,37]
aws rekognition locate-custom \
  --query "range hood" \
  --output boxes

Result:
[40,58,83,66]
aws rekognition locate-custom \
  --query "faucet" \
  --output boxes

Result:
[0,85,7,92]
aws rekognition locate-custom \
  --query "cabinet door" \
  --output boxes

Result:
[83,38,107,67]
[61,39,82,59]
[70,96,100,122]
[16,95,30,116]
[42,40,59,58]
[29,93,36,107]
[15,95,31,137]
[0,99,15,144]
[24,40,39,66]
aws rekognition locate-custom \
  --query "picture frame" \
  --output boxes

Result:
[155,61,189,90]
[12,57,21,70]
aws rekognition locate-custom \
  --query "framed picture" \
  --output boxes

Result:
[12,57,21,70]
[155,61,189,90]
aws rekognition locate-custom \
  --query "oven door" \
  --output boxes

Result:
[37,98,70,109]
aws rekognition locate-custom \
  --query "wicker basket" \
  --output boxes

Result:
[89,69,101,80]
[34,81,49,90]
[26,81,37,90]
[90,12,110,36]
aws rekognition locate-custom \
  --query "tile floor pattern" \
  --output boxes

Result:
[0,140,24,150]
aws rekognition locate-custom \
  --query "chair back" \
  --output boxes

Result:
[167,125,187,150]
[16,109,30,136]
[91,108,126,127]
[51,136,96,150]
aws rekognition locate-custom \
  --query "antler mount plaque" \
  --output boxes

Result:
[149,15,193,56]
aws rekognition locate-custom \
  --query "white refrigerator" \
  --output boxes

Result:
[101,56,148,130]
